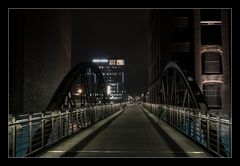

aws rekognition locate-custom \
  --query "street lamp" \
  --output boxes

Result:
[77,88,82,94]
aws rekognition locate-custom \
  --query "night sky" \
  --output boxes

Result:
[71,9,150,96]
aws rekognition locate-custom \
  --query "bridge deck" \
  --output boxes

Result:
[41,104,210,157]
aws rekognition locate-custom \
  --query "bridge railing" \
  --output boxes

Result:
[141,103,231,157]
[8,103,126,157]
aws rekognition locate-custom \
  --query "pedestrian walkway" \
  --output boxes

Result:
[41,104,210,157]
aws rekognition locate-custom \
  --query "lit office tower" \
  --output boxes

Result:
[92,59,126,102]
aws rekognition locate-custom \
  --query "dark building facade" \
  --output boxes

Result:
[148,9,195,104]
[9,10,71,115]
[92,59,125,102]
[194,9,231,115]
[147,9,231,115]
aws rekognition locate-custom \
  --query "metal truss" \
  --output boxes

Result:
[158,62,208,111]
[46,62,107,111]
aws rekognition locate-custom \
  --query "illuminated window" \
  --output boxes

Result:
[203,83,222,108]
[116,60,124,65]
[202,52,222,74]
[109,60,116,65]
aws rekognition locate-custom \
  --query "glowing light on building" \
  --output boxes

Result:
[92,59,109,63]
[107,85,111,95]
[116,60,124,65]
[109,59,125,65]
[200,21,222,25]
[93,58,125,101]
[202,80,223,84]
[109,60,116,65]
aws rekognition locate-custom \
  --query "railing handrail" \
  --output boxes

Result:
[8,102,126,157]
[141,102,232,157]
[144,102,231,121]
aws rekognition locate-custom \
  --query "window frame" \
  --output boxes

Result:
[201,24,222,45]
[202,83,222,109]
[202,51,223,75]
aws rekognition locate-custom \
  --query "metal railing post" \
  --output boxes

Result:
[90,108,93,125]
[198,111,201,143]
[59,112,62,139]
[41,112,45,148]
[12,116,16,157]
[230,116,232,157]
[112,104,114,114]
[176,107,179,128]
[207,114,210,151]
[187,109,190,136]
[65,111,69,135]
[140,102,231,157]
[216,114,220,154]
[96,108,98,122]
[71,110,74,134]
[76,110,79,130]
[29,114,32,153]
[183,108,187,133]
[51,112,55,141]
[71,111,74,133]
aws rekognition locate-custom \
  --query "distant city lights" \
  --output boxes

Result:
[93,58,125,101]
[93,59,125,65]
[107,85,111,95]
[77,88,82,94]
[92,59,108,63]
[109,59,125,66]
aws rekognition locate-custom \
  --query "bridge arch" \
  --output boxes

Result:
[29,62,108,154]
[46,62,107,111]
[157,62,208,110]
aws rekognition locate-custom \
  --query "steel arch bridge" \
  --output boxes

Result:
[157,62,208,110]
[8,62,230,157]
[145,62,229,157]
[28,62,110,155]
[47,62,108,111]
